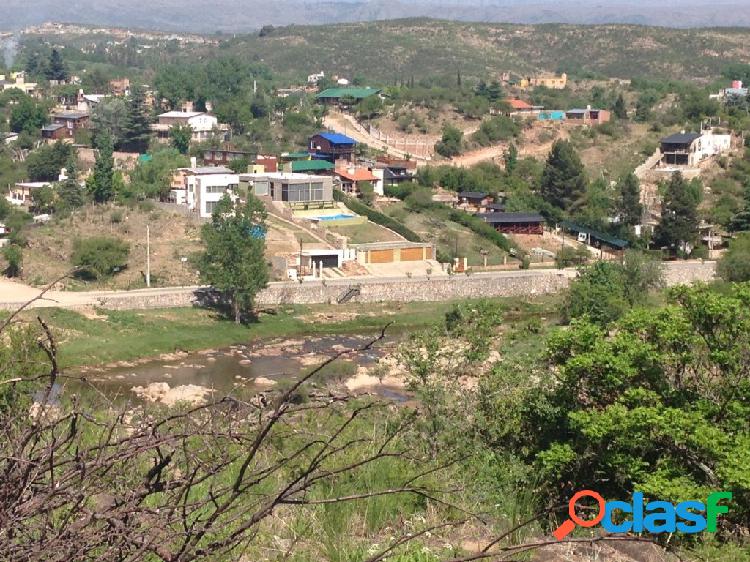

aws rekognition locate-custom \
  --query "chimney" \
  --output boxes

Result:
[190,156,197,169]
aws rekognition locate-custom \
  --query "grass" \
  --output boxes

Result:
[324,221,404,244]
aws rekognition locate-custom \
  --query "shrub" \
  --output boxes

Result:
[71,237,130,280]
[333,191,422,242]
[718,232,750,282]
[3,244,22,277]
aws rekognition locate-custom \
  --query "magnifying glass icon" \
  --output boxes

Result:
[553,490,606,541]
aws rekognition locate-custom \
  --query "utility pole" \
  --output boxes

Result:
[146,225,151,288]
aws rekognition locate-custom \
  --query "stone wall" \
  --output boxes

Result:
[662,260,716,286]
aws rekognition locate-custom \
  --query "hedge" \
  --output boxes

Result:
[334,190,422,242]
[446,209,512,253]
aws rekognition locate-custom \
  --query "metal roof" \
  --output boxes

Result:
[458,191,488,199]
[315,87,381,100]
[561,220,629,249]
[478,212,545,224]
[315,132,357,145]
[661,132,701,145]
[291,160,334,172]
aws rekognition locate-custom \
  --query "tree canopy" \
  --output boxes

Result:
[540,140,588,215]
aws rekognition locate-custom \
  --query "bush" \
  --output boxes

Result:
[718,233,750,282]
[71,237,130,280]
[333,191,422,242]
[3,244,22,277]
[447,209,511,252]
[471,116,520,147]
[555,246,589,268]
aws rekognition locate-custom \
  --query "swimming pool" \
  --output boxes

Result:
[311,214,356,221]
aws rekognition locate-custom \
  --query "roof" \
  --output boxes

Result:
[351,241,432,251]
[282,151,312,159]
[15,181,52,189]
[566,109,589,115]
[315,87,381,100]
[42,123,65,131]
[507,98,533,110]
[561,221,629,249]
[335,167,378,182]
[661,132,701,145]
[181,166,234,175]
[158,111,204,118]
[314,132,357,145]
[478,212,545,224]
[292,160,334,173]
[458,191,489,199]
[487,203,506,211]
[53,110,89,119]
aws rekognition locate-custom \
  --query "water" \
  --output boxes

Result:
[311,214,356,221]
[70,334,406,404]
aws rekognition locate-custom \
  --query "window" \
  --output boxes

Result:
[205,184,227,194]
[205,201,218,214]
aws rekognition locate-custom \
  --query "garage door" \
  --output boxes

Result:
[369,249,394,263]
[400,247,424,261]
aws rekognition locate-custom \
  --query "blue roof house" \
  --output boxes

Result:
[309,132,357,163]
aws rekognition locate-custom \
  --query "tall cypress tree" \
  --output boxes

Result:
[122,85,153,154]
[616,172,643,226]
[46,49,67,82]
[89,131,115,203]
[613,93,628,119]
[540,140,588,213]
[654,172,700,255]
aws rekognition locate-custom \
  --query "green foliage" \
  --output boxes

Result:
[169,124,193,155]
[71,236,130,280]
[91,97,129,149]
[446,209,511,253]
[565,252,664,325]
[434,124,463,158]
[333,190,422,242]
[126,148,189,201]
[654,172,700,255]
[616,172,643,227]
[88,131,116,203]
[555,245,589,268]
[540,140,588,214]
[121,85,153,153]
[197,195,270,323]
[613,93,628,119]
[514,284,750,535]
[8,94,49,135]
[2,244,23,277]
[25,142,74,182]
[718,233,750,282]
[30,185,55,214]
[46,49,68,82]
[471,116,520,147]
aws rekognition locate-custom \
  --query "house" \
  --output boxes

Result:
[239,172,333,205]
[1,132,19,145]
[152,111,228,144]
[0,72,38,96]
[504,98,538,117]
[478,212,545,235]
[659,130,731,167]
[50,110,90,138]
[0,222,9,247]
[308,71,325,85]
[456,191,493,213]
[169,165,238,217]
[315,87,381,106]
[353,241,435,265]
[562,221,629,255]
[565,106,611,125]
[529,73,568,90]
[374,157,417,189]
[7,182,52,207]
[309,132,357,163]
[202,147,256,168]
[41,123,67,141]
[109,78,130,96]
[334,166,379,197]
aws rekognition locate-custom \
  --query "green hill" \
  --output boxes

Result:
[225,19,750,83]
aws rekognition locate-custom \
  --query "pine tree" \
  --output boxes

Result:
[540,140,588,213]
[46,49,67,82]
[122,85,152,154]
[616,172,642,226]
[654,172,700,255]
[88,132,115,204]
[613,93,628,119]
[457,69,462,88]
[57,156,86,212]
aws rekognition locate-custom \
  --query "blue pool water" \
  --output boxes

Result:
[312,214,355,221]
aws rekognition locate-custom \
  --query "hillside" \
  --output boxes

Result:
[228,19,750,83]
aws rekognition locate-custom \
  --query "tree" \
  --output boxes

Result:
[503,143,518,175]
[91,97,129,149]
[358,181,376,206]
[31,185,55,214]
[126,147,189,200]
[653,172,700,255]
[71,236,130,279]
[25,142,73,182]
[169,124,192,155]
[88,132,115,203]
[56,157,86,213]
[729,184,750,232]
[540,140,588,213]
[46,49,67,82]
[356,95,383,120]
[613,93,627,119]
[2,244,22,277]
[512,284,750,531]
[197,195,269,324]
[616,172,643,227]
[9,95,48,135]
[121,85,153,153]
[435,125,463,158]
[718,232,750,282]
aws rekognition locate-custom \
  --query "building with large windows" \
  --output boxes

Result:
[240,172,333,204]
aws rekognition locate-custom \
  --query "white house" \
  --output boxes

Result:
[171,166,239,218]
[152,111,228,144]
[308,71,325,85]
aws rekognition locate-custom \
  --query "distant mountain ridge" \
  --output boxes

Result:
[3,0,750,32]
